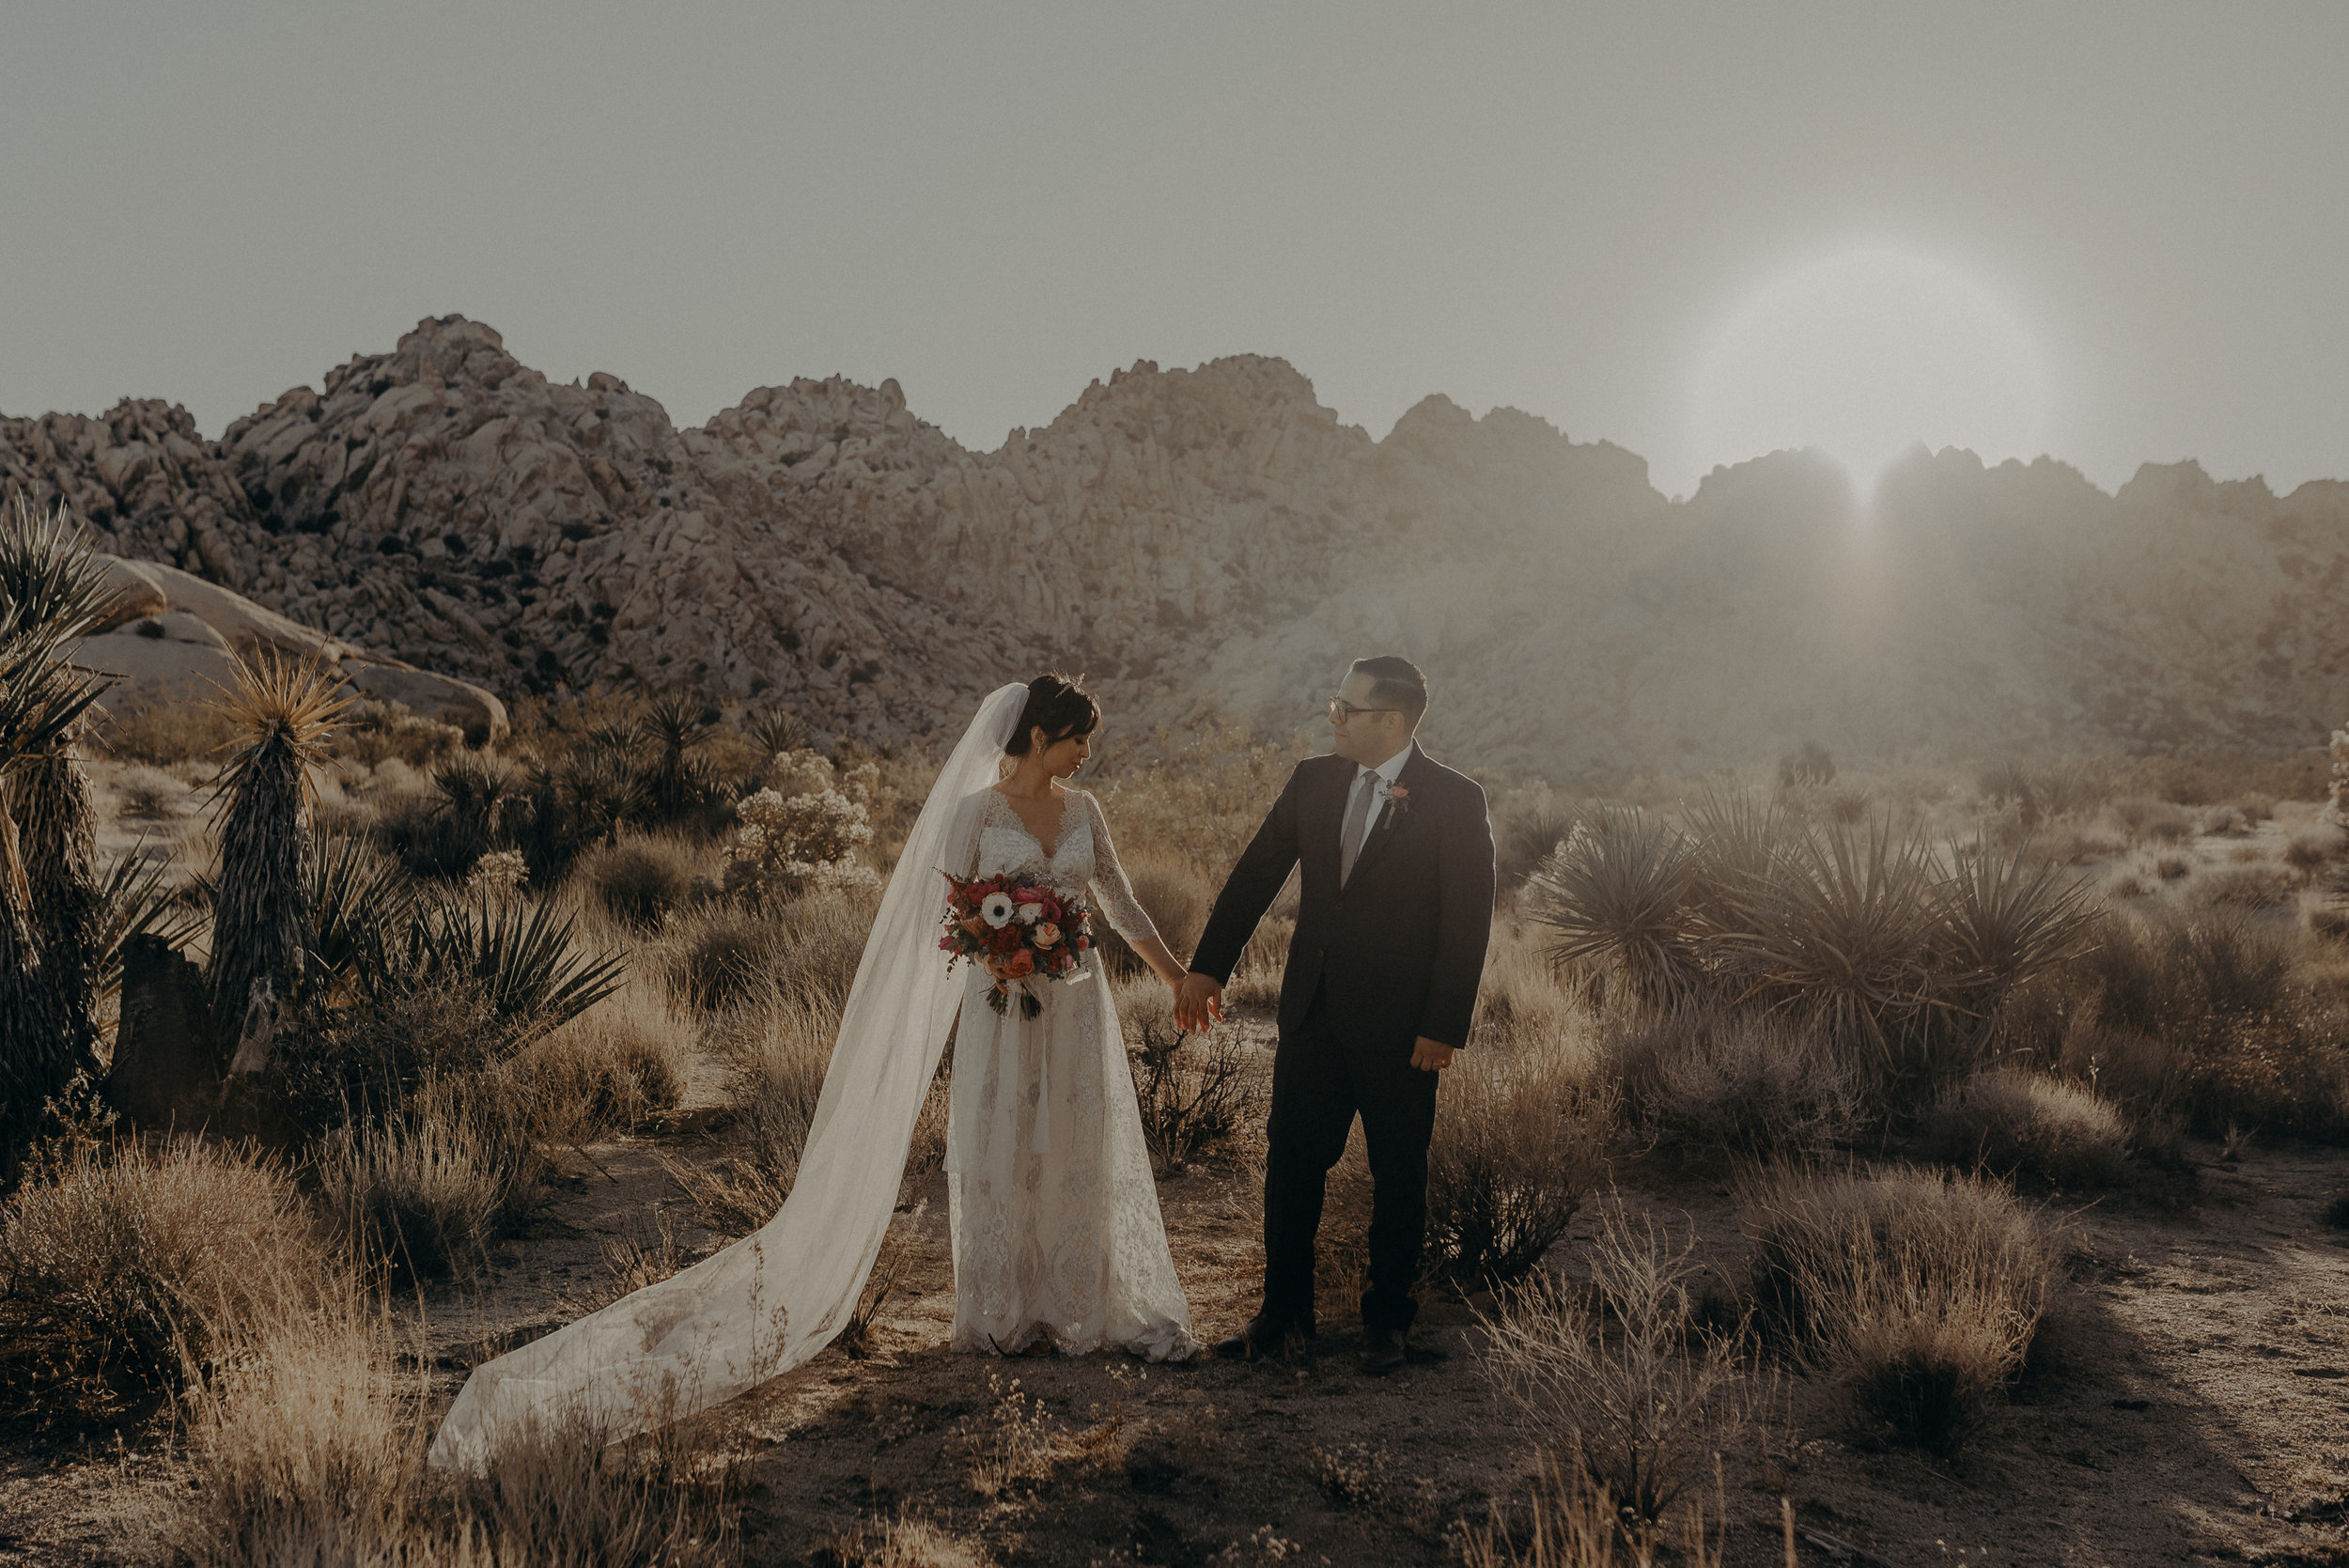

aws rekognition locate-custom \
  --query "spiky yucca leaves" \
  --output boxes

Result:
[304,833,422,1000]
[90,846,206,1008]
[428,752,517,863]
[1526,806,1703,1013]
[745,707,808,758]
[1934,834,2100,1062]
[8,746,101,1070]
[1706,817,1952,1076]
[0,497,119,1171]
[205,650,350,1038]
[400,894,626,1048]
[641,693,723,825]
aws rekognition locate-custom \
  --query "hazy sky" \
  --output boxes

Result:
[3,3,2342,498]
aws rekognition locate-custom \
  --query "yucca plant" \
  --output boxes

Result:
[1525,806,1703,1013]
[304,831,422,1000]
[1708,817,1950,1075]
[745,707,808,758]
[1934,833,2100,1063]
[0,496,118,1167]
[641,692,722,825]
[204,649,350,1045]
[429,751,517,862]
[402,893,626,1048]
[89,844,207,1012]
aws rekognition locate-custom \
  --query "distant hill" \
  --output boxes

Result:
[6,315,2342,773]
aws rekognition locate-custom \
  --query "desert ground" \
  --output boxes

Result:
[3,671,2348,1567]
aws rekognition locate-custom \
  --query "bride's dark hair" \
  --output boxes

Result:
[1005,673,1101,756]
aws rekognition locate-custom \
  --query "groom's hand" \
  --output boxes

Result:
[1174,972,1225,1032]
[1409,1037,1455,1073]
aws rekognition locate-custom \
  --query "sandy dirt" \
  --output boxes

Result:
[3,1018,2346,1567]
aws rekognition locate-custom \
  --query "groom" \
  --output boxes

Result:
[1176,656,1495,1374]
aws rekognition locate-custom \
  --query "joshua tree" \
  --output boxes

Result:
[206,649,349,1046]
[641,691,721,824]
[0,497,117,1166]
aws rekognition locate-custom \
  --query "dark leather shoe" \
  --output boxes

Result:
[1359,1325,1407,1375]
[1213,1314,1309,1362]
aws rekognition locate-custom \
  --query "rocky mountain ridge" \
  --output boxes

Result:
[6,315,2344,773]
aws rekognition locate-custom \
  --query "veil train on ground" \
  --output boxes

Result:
[427,682,1029,1472]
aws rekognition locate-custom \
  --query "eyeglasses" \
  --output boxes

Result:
[1329,697,1402,722]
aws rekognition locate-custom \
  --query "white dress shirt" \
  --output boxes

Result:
[1346,742,1414,861]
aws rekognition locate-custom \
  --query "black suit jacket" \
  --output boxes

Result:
[1190,746,1496,1053]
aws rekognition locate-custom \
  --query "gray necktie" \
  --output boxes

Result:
[1339,768,1379,886]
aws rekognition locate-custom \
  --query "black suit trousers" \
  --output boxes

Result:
[1261,994,1439,1333]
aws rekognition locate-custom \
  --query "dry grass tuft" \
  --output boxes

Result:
[2187,863,2292,912]
[1599,1007,1861,1157]
[581,833,706,930]
[1478,1205,1755,1524]
[1925,1070,2132,1188]
[1417,1028,1613,1287]
[665,990,833,1233]
[315,1084,537,1282]
[1120,982,1260,1177]
[0,1138,322,1397]
[1739,1163,2055,1454]
[817,1513,994,1568]
[1456,1452,1730,1568]
[512,979,693,1142]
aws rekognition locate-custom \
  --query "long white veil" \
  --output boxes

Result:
[428,682,1029,1472]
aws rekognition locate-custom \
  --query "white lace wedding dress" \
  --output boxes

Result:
[945,787,1195,1359]
[428,685,1189,1474]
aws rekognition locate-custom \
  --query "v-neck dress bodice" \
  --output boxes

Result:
[941,785,1190,1360]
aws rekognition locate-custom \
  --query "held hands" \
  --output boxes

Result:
[1174,971,1225,1032]
[1410,1036,1455,1073]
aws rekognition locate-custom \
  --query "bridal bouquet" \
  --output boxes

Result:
[938,871,1096,1017]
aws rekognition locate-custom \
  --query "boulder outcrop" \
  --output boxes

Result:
[8,315,2348,772]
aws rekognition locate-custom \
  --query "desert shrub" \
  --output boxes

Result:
[94,699,240,766]
[665,991,832,1233]
[2188,863,2291,912]
[0,1138,322,1395]
[817,1513,993,1568]
[2115,750,2326,806]
[719,769,879,906]
[316,1081,540,1281]
[1456,1452,1729,1568]
[170,1290,738,1568]
[2284,829,2343,879]
[1598,1007,1861,1156]
[111,763,190,819]
[1778,740,1835,789]
[1226,913,1293,1011]
[664,889,874,1017]
[2153,853,2192,879]
[2199,806,2251,838]
[1119,855,1213,968]
[330,699,462,768]
[1092,723,1310,870]
[1527,806,1702,1014]
[583,833,704,930]
[1532,809,2095,1108]
[1419,1031,1613,1287]
[1479,1206,1754,1524]
[273,980,520,1130]
[1978,756,2112,825]
[1924,1070,2132,1188]
[510,981,692,1142]
[1121,985,1259,1176]
[369,787,490,880]
[1494,784,1579,889]
[1739,1163,2055,1454]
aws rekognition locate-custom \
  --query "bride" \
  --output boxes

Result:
[429,675,1195,1471]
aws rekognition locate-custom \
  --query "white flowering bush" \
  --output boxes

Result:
[724,784,878,902]
[465,848,530,895]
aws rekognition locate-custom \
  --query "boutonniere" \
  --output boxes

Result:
[1381,783,1411,823]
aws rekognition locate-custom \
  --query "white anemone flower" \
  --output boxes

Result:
[981,892,1017,929]
[1015,901,1045,925]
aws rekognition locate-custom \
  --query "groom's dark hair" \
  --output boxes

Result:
[1349,655,1427,729]
[1007,672,1101,755]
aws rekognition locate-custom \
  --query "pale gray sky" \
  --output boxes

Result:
[3,3,2341,497]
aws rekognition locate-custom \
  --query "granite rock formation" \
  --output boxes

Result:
[7,315,2346,773]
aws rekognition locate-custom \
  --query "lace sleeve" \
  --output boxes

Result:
[1080,792,1162,949]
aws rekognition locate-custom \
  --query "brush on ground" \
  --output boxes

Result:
[1925,1069,2132,1188]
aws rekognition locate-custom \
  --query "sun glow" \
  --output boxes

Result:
[1689,246,2054,489]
